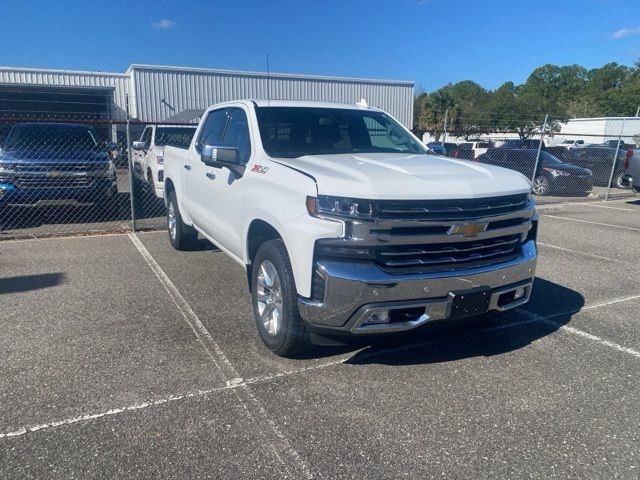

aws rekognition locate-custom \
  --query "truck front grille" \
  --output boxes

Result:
[376,194,529,220]
[375,234,522,273]
[315,194,535,275]
[13,176,95,189]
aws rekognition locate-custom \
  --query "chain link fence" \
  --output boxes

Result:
[0,111,199,240]
[0,106,638,240]
[422,113,639,204]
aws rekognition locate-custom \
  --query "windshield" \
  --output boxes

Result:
[3,124,98,151]
[540,151,563,165]
[155,127,197,147]
[255,107,427,158]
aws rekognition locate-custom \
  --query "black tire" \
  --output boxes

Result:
[167,190,197,250]
[251,239,310,357]
[614,173,630,189]
[532,175,551,196]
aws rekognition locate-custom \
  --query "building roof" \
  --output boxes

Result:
[126,63,414,86]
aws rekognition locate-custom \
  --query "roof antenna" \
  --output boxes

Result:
[266,54,271,106]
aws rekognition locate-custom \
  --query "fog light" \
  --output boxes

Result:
[363,310,389,325]
[514,287,526,300]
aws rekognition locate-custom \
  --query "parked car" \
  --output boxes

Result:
[476,148,593,196]
[546,146,571,161]
[499,139,546,150]
[560,146,633,188]
[426,142,457,155]
[559,139,585,148]
[448,140,493,160]
[622,147,640,192]
[0,122,117,212]
[132,125,197,198]
[163,100,537,356]
[600,140,637,150]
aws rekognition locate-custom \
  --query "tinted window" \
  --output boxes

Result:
[255,107,426,158]
[4,124,98,151]
[196,109,228,153]
[220,109,251,164]
[140,127,152,144]
[155,127,196,148]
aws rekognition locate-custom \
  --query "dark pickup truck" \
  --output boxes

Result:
[0,123,117,211]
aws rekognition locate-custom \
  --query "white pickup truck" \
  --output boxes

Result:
[163,100,538,356]
[132,125,197,198]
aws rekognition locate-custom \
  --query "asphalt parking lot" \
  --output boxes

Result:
[1,197,639,479]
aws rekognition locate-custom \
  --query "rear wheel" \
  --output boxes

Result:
[532,175,551,196]
[167,190,197,250]
[251,239,310,357]
[614,173,630,189]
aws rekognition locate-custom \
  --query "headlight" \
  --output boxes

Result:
[306,195,375,220]
[543,167,570,177]
[0,161,17,174]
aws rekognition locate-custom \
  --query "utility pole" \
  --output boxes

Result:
[441,109,449,145]
[605,118,626,201]
[531,114,548,185]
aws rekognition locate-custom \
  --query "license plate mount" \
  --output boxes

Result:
[449,287,492,319]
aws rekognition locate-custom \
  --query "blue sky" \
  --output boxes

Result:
[1,0,638,91]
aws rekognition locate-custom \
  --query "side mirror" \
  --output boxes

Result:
[201,145,245,177]
[132,141,148,150]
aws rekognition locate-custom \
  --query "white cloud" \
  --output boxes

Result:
[611,26,640,39]
[152,19,177,29]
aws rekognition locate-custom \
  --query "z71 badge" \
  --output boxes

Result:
[251,164,269,174]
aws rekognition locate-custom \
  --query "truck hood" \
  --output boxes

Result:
[272,152,532,199]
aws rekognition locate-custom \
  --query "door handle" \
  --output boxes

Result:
[206,172,216,180]
[184,164,191,171]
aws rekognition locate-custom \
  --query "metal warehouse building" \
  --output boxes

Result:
[0,64,414,128]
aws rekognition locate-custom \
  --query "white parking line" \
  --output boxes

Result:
[537,201,639,212]
[537,242,627,265]
[127,233,312,480]
[540,214,640,231]
[517,309,640,359]
[4,286,639,441]
[0,359,346,441]
[575,203,639,212]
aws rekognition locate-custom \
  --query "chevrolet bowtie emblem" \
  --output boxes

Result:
[47,170,62,177]
[447,222,489,237]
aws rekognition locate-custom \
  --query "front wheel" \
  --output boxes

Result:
[166,190,197,250]
[532,175,551,196]
[251,239,310,357]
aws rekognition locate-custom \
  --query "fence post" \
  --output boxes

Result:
[441,108,449,145]
[531,114,548,184]
[125,93,136,232]
[605,118,626,201]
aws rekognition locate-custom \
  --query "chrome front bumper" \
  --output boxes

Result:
[298,240,537,334]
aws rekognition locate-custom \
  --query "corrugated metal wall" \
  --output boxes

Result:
[130,66,414,127]
[0,67,130,120]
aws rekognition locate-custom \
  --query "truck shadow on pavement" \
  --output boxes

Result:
[0,272,66,295]
[339,278,583,366]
